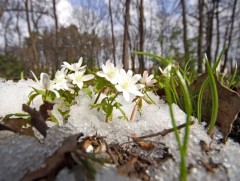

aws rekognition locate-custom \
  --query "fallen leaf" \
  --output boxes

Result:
[190,73,240,142]
[198,158,221,173]
[0,118,35,136]
[22,104,49,137]
[131,137,155,151]
[0,122,14,132]
[39,101,54,121]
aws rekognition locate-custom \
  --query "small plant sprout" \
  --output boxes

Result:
[28,71,60,105]
[28,58,95,123]
[92,61,127,122]
[92,60,145,122]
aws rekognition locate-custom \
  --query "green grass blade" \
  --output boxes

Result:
[197,77,209,124]
[176,71,192,147]
[212,48,225,73]
[228,63,238,87]
[205,55,219,134]
[132,51,170,65]
[165,81,188,181]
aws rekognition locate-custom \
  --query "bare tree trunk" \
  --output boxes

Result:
[127,27,136,72]
[24,0,39,71]
[214,0,220,62]
[122,0,130,70]
[3,16,11,53]
[197,0,204,73]
[15,1,22,49]
[52,0,59,73]
[180,0,189,64]
[0,0,8,20]
[205,1,215,65]
[138,0,145,73]
[108,0,116,65]
[221,0,238,72]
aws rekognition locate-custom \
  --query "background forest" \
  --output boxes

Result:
[0,0,239,79]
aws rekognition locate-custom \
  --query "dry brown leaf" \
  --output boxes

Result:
[117,158,137,176]
[39,101,54,121]
[0,122,14,132]
[191,73,240,142]
[22,104,49,137]
[131,137,155,151]
[0,118,35,136]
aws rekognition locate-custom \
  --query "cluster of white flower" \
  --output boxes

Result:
[32,57,94,98]
[29,57,159,122]
[97,60,156,102]
[31,57,158,104]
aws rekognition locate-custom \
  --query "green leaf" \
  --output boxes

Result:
[132,51,170,65]
[83,87,92,98]
[49,114,59,125]
[27,92,39,105]
[113,102,128,121]
[95,76,111,92]
[32,87,46,95]
[2,113,30,121]
[205,55,218,134]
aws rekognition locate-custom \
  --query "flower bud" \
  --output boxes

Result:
[40,73,50,90]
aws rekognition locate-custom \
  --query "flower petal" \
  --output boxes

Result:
[123,91,130,102]
[78,57,83,66]
[132,74,141,83]
[83,74,94,81]
[115,84,123,92]
[77,82,83,89]
[127,70,133,77]
[96,71,105,77]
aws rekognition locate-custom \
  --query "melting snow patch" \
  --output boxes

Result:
[0,79,240,181]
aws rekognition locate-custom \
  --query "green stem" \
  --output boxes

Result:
[144,91,156,105]
[94,91,102,104]
[110,92,119,105]
[43,90,48,102]
[118,106,129,121]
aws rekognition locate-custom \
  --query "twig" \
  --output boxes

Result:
[130,98,140,121]
[136,120,195,140]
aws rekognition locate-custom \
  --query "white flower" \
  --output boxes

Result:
[159,64,172,77]
[115,69,144,102]
[40,73,51,90]
[68,69,94,89]
[97,60,122,84]
[52,68,69,90]
[62,57,86,72]
[31,71,60,98]
[140,71,157,87]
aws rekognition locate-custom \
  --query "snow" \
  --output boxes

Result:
[0,78,240,181]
